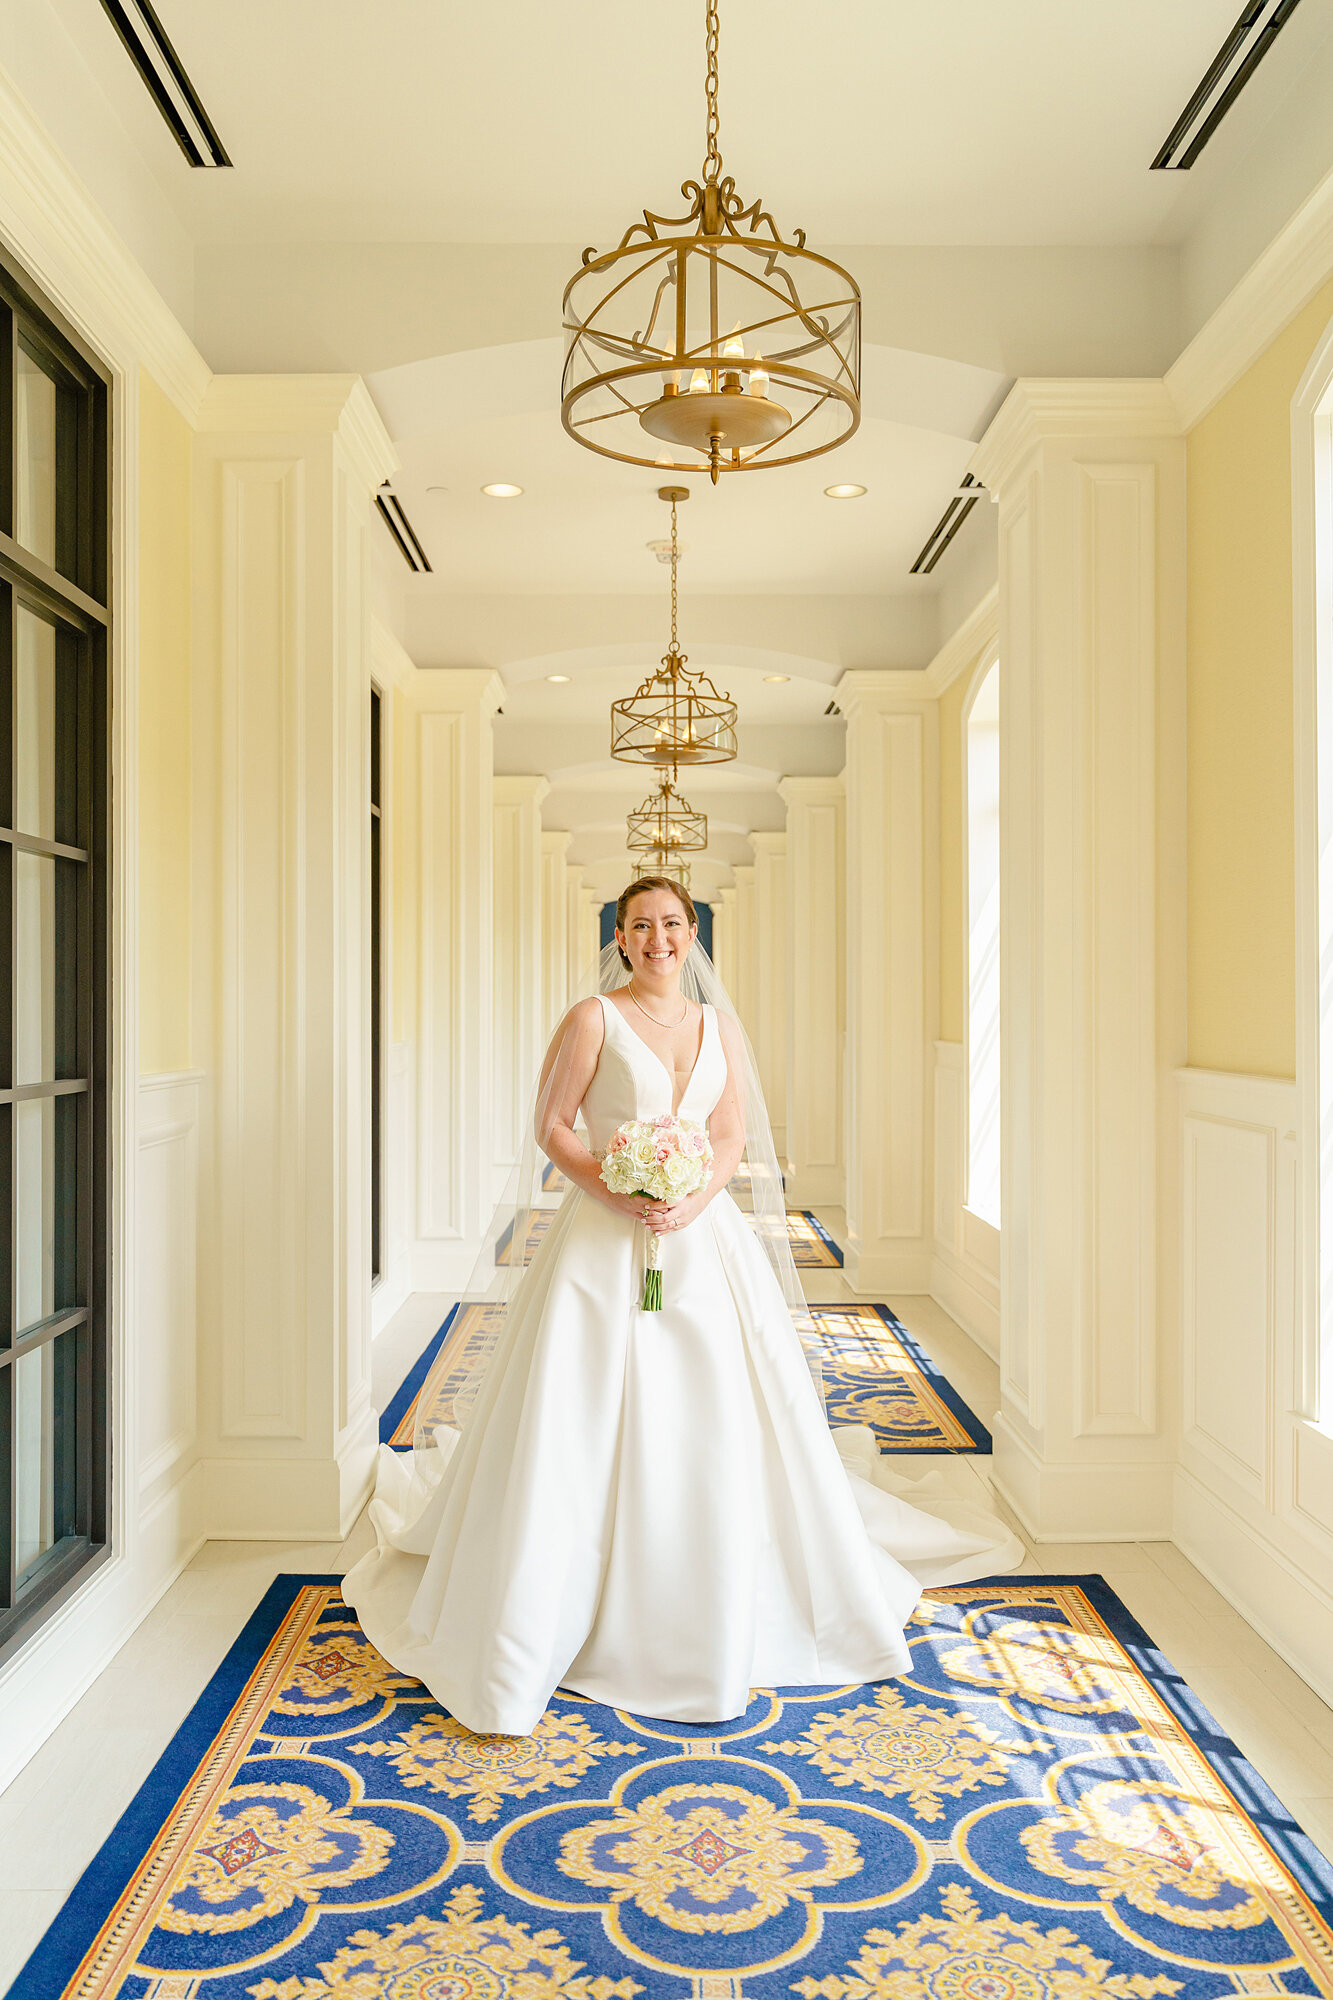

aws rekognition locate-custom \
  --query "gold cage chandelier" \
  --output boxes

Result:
[627,772,708,861]
[562,0,860,483]
[633,852,693,891]
[611,488,738,765]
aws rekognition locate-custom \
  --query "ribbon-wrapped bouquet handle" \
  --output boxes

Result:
[600,1115,714,1309]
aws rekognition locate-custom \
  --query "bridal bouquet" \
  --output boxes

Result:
[600,1115,713,1310]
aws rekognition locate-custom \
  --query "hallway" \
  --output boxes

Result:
[6,1259,1333,1989]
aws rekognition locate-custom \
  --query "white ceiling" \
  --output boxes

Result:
[371,338,1006,601]
[45,0,1296,248]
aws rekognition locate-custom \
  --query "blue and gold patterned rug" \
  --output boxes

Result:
[20,1574,1333,1997]
[495,1208,841,1271]
[379,1302,989,1454]
[781,1210,844,1268]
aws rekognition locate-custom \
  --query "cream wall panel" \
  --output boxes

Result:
[732,865,757,1038]
[930,1042,999,1358]
[973,384,1183,1540]
[838,684,933,1292]
[750,833,788,1161]
[413,676,503,1285]
[780,778,844,1206]
[492,777,548,1193]
[541,831,573,1031]
[566,863,587,990]
[135,1073,202,1501]
[1173,1067,1333,1710]
[191,378,392,1535]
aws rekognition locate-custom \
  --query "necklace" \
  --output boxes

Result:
[626,982,688,1028]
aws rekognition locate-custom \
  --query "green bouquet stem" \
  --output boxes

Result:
[642,1212,664,1311]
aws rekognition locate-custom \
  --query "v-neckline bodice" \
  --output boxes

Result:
[601,994,713,1118]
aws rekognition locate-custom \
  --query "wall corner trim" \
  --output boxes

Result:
[970,381,1181,496]
[922,585,999,699]
[1168,159,1333,433]
[0,57,211,420]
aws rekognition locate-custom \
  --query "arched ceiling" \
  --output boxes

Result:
[371,331,994,888]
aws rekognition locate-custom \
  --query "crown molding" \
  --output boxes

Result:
[371,618,421,693]
[494,774,551,808]
[969,380,1181,495]
[835,667,938,713]
[779,774,845,804]
[1168,162,1333,432]
[922,584,999,698]
[0,59,211,421]
[197,374,398,485]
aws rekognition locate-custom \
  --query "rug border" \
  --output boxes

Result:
[1031,1572,1333,1929]
[378,1303,459,1448]
[12,1570,1333,1992]
[791,1206,844,1266]
[862,1300,993,1454]
[10,1573,344,2000]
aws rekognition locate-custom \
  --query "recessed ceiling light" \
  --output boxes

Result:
[824,483,867,499]
[763,674,790,683]
[482,482,523,498]
[546,674,571,684]
[426,483,449,493]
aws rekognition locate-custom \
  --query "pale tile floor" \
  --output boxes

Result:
[3,1229,1333,1990]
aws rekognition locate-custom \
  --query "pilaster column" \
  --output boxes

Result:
[714,885,737,996]
[971,381,1185,1539]
[750,833,789,1162]
[492,777,549,1195]
[732,863,758,1034]
[191,376,395,1536]
[837,675,937,1293]
[780,777,845,1205]
[408,668,505,1288]
[541,831,573,1030]
[580,888,603,981]
[565,864,587,987]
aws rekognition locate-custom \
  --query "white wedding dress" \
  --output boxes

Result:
[343,997,1023,1736]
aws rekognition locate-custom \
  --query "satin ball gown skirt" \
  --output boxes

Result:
[341,1190,1024,1738]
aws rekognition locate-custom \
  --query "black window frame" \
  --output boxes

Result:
[0,243,111,1662]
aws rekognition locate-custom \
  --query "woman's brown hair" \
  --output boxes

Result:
[614,876,698,970]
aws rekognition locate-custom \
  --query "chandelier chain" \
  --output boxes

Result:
[703,0,722,183]
[669,498,679,655]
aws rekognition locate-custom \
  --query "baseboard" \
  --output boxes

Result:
[1174,1466,1333,1712]
[0,1476,204,1798]
[991,1411,1174,1542]
[784,1169,845,1210]
[930,1250,999,1359]
[842,1242,932,1296]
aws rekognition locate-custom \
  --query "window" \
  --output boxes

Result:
[965,658,1000,1228]
[370,685,383,1286]
[0,251,110,1655]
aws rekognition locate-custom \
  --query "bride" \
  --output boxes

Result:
[343,876,1022,1736]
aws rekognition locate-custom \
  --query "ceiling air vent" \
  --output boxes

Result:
[1152,0,1304,170]
[376,488,433,574]
[824,699,842,717]
[98,0,231,167]
[910,474,984,577]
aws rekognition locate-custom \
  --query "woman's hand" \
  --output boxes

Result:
[642,1192,707,1236]
[600,1189,662,1225]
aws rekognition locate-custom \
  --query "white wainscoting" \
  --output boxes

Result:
[0,1071,208,1796]
[931,1042,1000,1357]
[373,1041,415,1336]
[1174,1066,1333,1708]
[136,1072,204,1504]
